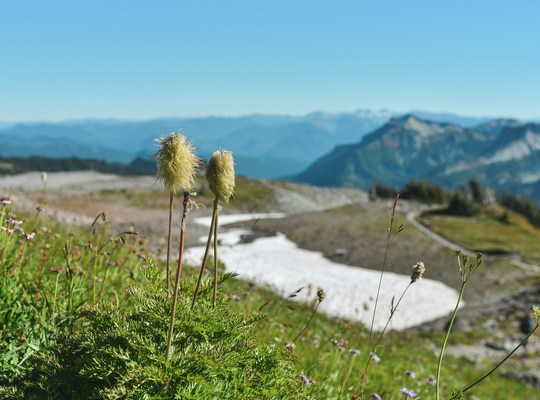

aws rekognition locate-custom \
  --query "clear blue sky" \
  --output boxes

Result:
[1,1,539,122]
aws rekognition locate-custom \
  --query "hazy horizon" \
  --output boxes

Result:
[1,107,537,126]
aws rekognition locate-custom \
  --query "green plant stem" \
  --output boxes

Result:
[166,192,174,293]
[52,271,61,329]
[368,196,399,347]
[462,325,538,393]
[191,197,218,311]
[360,282,413,396]
[1,228,13,266]
[360,196,400,399]
[374,283,412,346]
[98,240,121,299]
[16,241,28,274]
[339,353,359,398]
[166,191,190,359]
[92,246,99,305]
[436,281,466,400]
[212,204,219,308]
[292,300,321,344]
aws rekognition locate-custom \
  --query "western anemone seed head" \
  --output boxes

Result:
[153,133,199,193]
[411,261,425,283]
[206,150,235,203]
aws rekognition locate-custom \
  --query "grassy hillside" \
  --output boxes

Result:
[423,205,540,265]
[1,173,540,398]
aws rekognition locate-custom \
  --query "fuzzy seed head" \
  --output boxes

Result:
[411,261,425,283]
[206,150,235,203]
[317,288,326,302]
[153,133,199,193]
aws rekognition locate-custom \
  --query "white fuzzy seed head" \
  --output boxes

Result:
[411,261,426,283]
[206,150,235,203]
[153,133,199,193]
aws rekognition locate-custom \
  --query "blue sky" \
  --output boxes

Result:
[1,1,539,122]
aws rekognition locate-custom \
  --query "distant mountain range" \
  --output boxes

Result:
[0,110,488,179]
[294,115,540,201]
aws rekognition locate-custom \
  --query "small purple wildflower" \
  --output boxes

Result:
[298,373,316,385]
[0,197,12,205]
[405,370,416,379]
[427,374,436,386]
[372,393,382,400]
[400,387,417,398]
[330,338,348,350]
[1,226,14,234]
[25,232,36,240]
[370,351,381,363]
[349,348,360,356]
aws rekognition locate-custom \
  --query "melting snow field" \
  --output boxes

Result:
[185,214,460,331]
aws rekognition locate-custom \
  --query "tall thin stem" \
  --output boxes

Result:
[191,197,218,311]
[436,283,466,400]
[167,191,190,359]
[360,282,412,397]
[462,325,538,393]
[368,196,400,346]
[166,192,174,293]
[292,300,322,344]
[212,202,219,307]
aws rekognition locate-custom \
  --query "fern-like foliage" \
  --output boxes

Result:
[19,262,306,399]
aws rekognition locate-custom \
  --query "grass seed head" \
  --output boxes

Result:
[153,133,199,193]
[206,150,235,203]
[411,261,425,283]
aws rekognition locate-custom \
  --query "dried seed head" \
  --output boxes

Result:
[411,261,425,283]
[153,133,199,193]
[317,288,326,302]
[206,150,235,203]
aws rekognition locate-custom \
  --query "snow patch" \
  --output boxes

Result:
[519,172,540,184]
[186,215,460,331]
[194,213,286,228]
[482,129,540,164]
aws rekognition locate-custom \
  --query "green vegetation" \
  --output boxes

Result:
[22,266,303,400]
[1,197,539,398]
[1,157,540,398]
[0,203,144,392]
[423,206,540,265]
[499,193,540,227]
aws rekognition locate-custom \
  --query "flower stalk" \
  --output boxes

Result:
[191,150,235,310]
[152,132,198,360]
[153,133,199,292]
[436,251,482,400]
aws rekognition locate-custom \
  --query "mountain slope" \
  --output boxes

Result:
[0,111,391,177]
[294,115,540,201]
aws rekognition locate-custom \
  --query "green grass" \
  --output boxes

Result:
[2,192,540,399]
[220,276,539,399]
[423,206,540,265]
